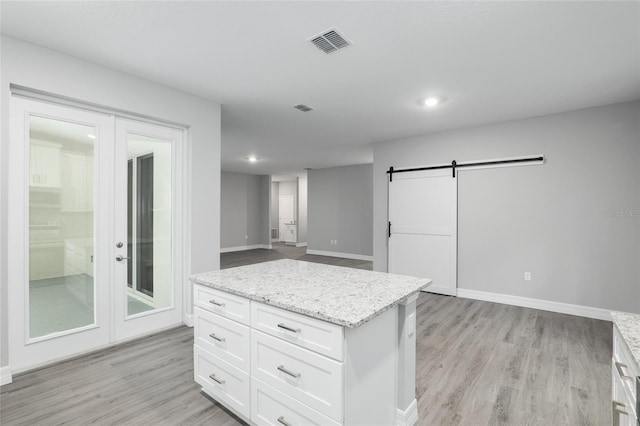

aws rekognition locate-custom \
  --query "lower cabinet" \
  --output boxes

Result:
[193,284,403,426]
[194,345,251,419]
[612,325,639,426]
[251,378,340,426]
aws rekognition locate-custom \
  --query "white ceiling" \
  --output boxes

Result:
[2,1,639,176]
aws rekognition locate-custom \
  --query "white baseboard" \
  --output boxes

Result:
[396,399,418,426]
[1,366,13,386]
[183,313,194,327]
[220,244,271,253]
[306,249,373,262]
[295,242,307,247]
[456,288,612,321]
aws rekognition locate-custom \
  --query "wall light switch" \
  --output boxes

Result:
[524,272,532,281]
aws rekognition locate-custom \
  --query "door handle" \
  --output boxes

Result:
[115,255,131,262]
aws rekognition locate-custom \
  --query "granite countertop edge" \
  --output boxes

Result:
[191,276,429,328]
[611,311,640,371]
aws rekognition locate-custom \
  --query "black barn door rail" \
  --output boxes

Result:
[387,156,544,181]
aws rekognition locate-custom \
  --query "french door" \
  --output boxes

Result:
[9,97,185,371]
[388,169,458,296]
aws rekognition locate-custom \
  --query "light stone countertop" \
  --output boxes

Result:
[611,311,640,370]
[190,259,431,328]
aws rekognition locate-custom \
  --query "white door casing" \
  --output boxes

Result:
[8,97,113,371]
[113,118,185,340]
[388,169,458,296]
[8,97,187,373]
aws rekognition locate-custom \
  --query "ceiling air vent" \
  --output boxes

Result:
[293,104,315,112]
[309,28,352,54]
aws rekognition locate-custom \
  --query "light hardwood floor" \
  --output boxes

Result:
[1,247,611,425]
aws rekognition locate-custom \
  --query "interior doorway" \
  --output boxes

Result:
[9,96,186,372]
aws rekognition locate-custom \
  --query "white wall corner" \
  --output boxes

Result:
[183,313,194,328]
[0,366,13,386]
[306,249,373,262]
[395,399,418,426]
[456,288,613,321]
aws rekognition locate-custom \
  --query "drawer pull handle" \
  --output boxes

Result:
[277,365,301,378]
[277,416,292,426]
[209,373,225,385]
[277,323,300,333]
[615,362,633,380]
[612,401,628,426]
[209,333,225,342]
[209,299,225,307]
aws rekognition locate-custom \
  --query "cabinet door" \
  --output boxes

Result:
[62,152,93,212]
[41,146,61,187]
[612,363,636,426]
[30,144,62,188]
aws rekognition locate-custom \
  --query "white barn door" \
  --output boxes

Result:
[388,169,457,296]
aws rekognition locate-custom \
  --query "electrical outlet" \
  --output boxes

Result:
[245,235,248,239]
[524,272,532,281]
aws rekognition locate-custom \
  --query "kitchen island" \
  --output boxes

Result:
[611,311,640,425]
[190,259,430,426]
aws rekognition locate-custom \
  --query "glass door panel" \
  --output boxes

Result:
[125,134,173,316]
[113,118,183,341]
[10,97,112,372]
[28,116,96,339]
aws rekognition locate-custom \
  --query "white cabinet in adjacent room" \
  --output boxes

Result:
[29,141,62,188]
[61,152,94,212]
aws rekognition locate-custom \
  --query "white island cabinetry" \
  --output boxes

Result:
[610,312,640,426]
[191,259,430,426]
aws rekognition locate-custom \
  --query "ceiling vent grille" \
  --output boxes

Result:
[309,28,352,54]
[293,104,315,112]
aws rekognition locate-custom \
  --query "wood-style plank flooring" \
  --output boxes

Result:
[1,247,611,425]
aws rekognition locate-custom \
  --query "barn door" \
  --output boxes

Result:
[388,169,457,296]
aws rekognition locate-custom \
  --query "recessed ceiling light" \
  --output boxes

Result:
[87,134,96,139]
[248,156,257,163]
[423,97,439,107]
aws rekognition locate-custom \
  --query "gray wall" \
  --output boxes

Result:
[1,36,222,369]
[373,101,640,313]
[308,164,374,256]
[270,181,279,236]
[297,176,308,244]
[221,172,270,248]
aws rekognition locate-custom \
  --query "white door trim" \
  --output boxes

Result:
[113,118,185,341]
[8,97,114,371]
[8,95,191,373]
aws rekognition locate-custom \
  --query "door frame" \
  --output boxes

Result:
[8,97,114,372]
[8,95,190,373]
[113,118,186,341]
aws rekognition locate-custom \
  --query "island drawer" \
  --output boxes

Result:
[251,329,343,423]
[251,377,341,426]
[613,326,639,412]
[194,284,250,326]
[194,307,250,372]
[194,345,250,419]
[251,301,344,361]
